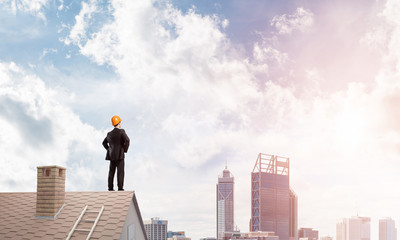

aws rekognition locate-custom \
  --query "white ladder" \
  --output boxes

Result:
[66,205,105,240]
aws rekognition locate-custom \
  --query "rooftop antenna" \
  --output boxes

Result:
[355,200,359,217]
[225,159,228,169]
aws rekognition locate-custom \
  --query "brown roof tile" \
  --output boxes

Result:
[0,191,135,239]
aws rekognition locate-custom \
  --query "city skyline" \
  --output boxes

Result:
[2,0,400,240]
[145,171,397,240]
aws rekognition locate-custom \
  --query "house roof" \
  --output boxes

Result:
[0,191,141,239]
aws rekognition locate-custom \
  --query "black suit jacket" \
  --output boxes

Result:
[102,128,130,161]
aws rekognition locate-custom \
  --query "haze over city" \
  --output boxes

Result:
[1,0,400,239]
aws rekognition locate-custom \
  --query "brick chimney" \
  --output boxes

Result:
[36,165,66,218]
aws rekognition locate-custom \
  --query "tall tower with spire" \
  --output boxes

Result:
[216,165,234,240]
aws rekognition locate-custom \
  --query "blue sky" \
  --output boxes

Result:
[1,0,400,239]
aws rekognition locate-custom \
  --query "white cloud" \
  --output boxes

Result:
[360,26,390,52]
[63,0,99,46]
[253,42,289,65]
[0,0,49,20]
[271,7,314,35]
[58,0,64,11]
[0,62,105,192]
[40,48,58,59]
[381,0,400,75]
[221,18,229,29]
[382,0,400,25]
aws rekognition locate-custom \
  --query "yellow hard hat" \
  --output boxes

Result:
[111,115,121,126]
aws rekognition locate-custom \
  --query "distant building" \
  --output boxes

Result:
[217,166,235,240]
[221,230,242,240]
[168,231,186,238]
[145,217,168,240]
[379,218,397,240]
[246,231,280,240]
[168,231,190,240]
[336,216,370,240]
[337,221,345,240]
[319,236,332,240]
[230,231,279,240]
[298,228,318,240]
[168,236,191,240]
[289,190,298,240]
[250,153,297,240]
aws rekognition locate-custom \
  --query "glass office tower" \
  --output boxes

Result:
[251,153,297,240]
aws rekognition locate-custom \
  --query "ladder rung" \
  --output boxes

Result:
[82,219,96,222]
[75,229,91,232]
[86,206,105,239]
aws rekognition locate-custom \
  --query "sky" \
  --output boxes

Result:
[0,0,400,239]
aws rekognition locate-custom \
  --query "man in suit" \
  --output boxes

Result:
[102,115,130,191]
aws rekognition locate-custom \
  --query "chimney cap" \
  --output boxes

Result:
[37,165,66,170]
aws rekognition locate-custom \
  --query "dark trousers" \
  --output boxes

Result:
[108,159,125,190]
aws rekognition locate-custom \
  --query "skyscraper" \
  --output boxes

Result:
[379,218,397,240]
[144,217,168,240]
[217,166,234,240]
[336,221,345,240]
[250,153,297,240]
[336,216,370,240]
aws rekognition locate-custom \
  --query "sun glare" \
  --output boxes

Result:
[334,111,365,150]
